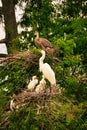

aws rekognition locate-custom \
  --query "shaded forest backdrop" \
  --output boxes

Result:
[0,0,87,129]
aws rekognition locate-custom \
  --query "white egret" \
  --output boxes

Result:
[39,50,56,92]
[35,76,46,93]
[27,76,38,91]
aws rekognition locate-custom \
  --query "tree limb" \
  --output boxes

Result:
[0,50,39,64]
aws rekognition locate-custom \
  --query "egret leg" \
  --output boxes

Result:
[50,84,56,93]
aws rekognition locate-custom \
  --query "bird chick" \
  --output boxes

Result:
[35,77,46,93]
[27,76,38,91]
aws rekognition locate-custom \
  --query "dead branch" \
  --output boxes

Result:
[0,51,39,64]
[10,87,69,111]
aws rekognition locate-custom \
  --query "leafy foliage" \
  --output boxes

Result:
[0,0,87,129]
[62,0,87,18]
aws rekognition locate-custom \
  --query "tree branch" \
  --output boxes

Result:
[0,50,39,64]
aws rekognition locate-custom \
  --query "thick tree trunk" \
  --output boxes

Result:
[1,0,18,46]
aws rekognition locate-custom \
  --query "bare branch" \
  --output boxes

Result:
[0,50,39,64]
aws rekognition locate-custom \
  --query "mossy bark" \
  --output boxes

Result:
[1,0,18,53]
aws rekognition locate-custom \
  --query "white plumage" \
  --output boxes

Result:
[10,99,15,111]
[27,76,38,91]
[39,50,56,90]
[35,77,46,93]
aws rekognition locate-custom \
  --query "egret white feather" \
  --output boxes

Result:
[39,50,56,91]
[27,76,38,91]
[10,99,15,111]
[35,77,46,93]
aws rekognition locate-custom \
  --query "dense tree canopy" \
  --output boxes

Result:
[0,0,87,129]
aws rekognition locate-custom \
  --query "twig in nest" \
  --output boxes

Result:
[9,89,63,111]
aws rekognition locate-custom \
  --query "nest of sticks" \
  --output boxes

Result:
[0,89,66,129]
[10,87,63,110]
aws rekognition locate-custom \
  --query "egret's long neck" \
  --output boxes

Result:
[36,32,39,39]
[39,51,45,71]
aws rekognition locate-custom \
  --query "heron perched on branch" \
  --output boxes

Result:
[39,50,56,92]
[34,31,55,57]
